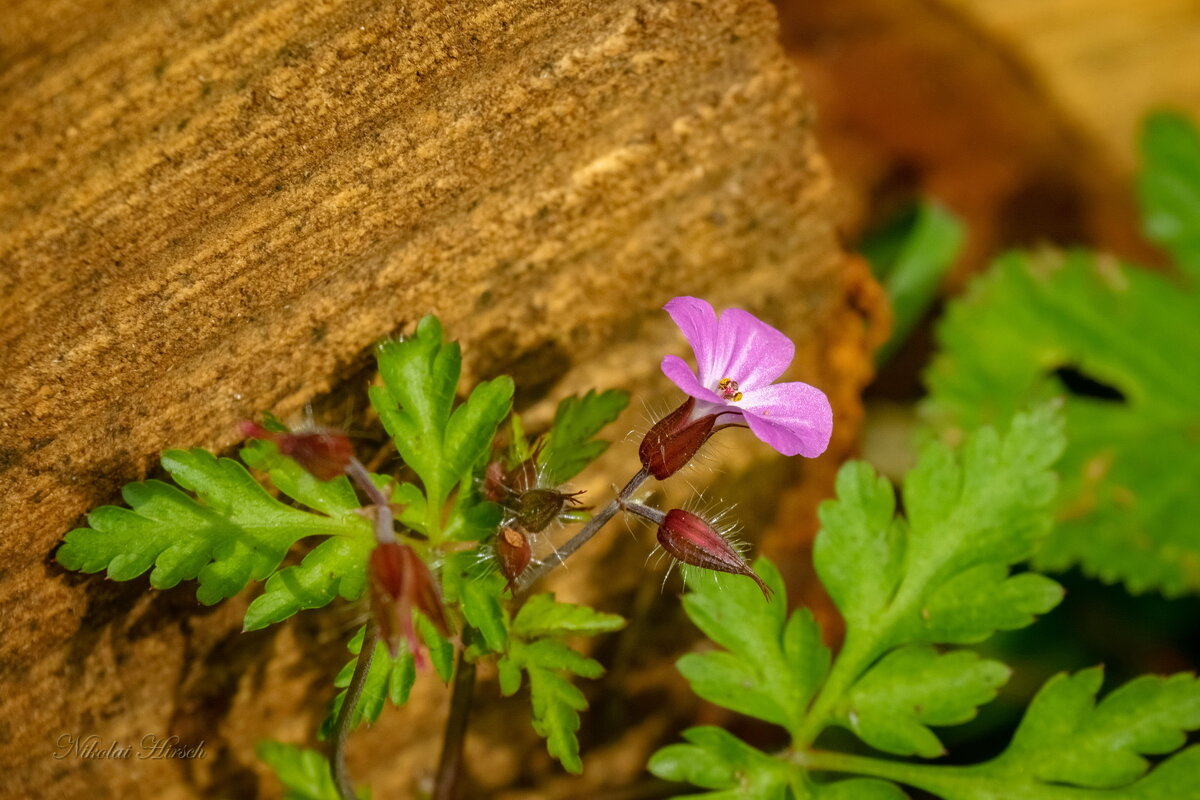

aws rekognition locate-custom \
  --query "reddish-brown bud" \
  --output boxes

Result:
[657,509,771,598]
[508,455,539,495]
[639,398,719,480]
[483,460,508,503]
[370,541,450,660]
[483,447,541,503]
[239,421,353,481]
[496,526,532,593]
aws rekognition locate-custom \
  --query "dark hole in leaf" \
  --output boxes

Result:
[1051,366,1127,403]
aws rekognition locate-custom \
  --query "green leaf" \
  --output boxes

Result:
[497,655,522,695]
[648,727,790,799]
[442,552,508,653]
[418,614,455,682]
[990,668,1200,789]
[372,317,513,512]
[836,645,1010,758]
[319,626,416,740]
[501,594,623,773]
[445,377,516,476]
[506,637,605,773]
[441,493,503,543]
[815,406,1064,661]
[512,593,625,638]
[899,564,1063,645]
[812,461,904,631]
[1137,111,1200,273]
[57,449,369,608]
[863,202,965,364]
[678,559,830,738]
[538,389,630,486]
[256,740,350,800]
[923,250,1200,595]
[796,407,1063,757]
[244,535,372,631]
[816,779,908,800]
[240,439,360,516]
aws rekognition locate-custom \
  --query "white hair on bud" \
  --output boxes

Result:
[624,397,675,444]
[678,494,748,553]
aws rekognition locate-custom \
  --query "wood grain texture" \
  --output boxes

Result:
[0,1,867,797]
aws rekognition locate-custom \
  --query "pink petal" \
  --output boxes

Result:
[664,297,726,385]
[739,381,833,457]
[661,355,724,405]
[716,308,795,391]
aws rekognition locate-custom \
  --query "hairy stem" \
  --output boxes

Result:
[514,467,651,593]
[432,646,478,800]
[330,619,380,800]
[347,457,395,544]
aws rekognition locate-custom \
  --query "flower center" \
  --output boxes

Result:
[717,377,743,402]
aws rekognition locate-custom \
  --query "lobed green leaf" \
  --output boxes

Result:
[923,248,1200,595]
[678,560,830,738]
[648,727,790,799]
[538,389,630,486]
[57,449,368,609]
[512,593,625,638]
[836,645,1010,758]
[319,626,416,740]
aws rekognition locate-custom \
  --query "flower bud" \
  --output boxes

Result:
[483,460,508,503]
[639,398,718,480]
[507,455,539,495]
[239,420,353,481]
[496,526,532,593]
[370,541,450,661]
[514,488,586,533]
[657,509,770,598]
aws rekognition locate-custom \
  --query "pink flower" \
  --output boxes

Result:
[659,297,833,458]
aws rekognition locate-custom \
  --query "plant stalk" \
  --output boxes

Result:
[330,619,380,800]
[797,749,984,797]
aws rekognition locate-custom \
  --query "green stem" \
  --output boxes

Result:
[330,619,380,800]
[794,573,930,748]
[798,749,976,798]
[792,628,874,748]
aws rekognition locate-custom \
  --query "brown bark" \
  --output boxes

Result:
[0,1,874,797]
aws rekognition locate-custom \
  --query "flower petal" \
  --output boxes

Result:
[661,355,724,405]
[716,308,795,390]
[664,296,726,384]
[739,381,833,457]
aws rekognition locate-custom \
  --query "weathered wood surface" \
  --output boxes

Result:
[0,1,872,797]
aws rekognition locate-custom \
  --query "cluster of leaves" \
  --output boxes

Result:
[496,594,625,772]
[923,112,1200,596]
[651,405,1200,799]
[57,314,632,791]
[56,433,377,630]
